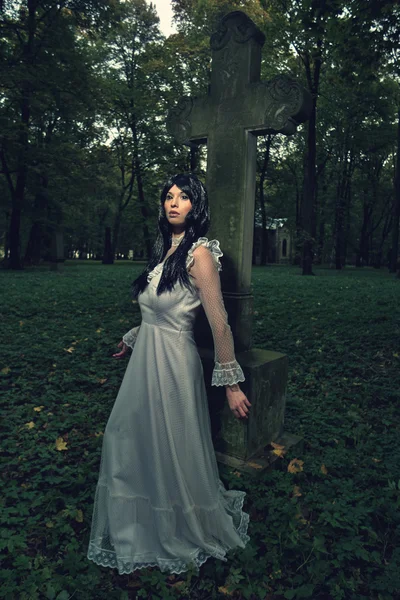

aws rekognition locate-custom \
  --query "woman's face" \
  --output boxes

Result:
[164,185,192,230]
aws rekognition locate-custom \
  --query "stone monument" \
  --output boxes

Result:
[167,11,312,476]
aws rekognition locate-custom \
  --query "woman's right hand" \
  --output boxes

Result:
[112,340,129,359]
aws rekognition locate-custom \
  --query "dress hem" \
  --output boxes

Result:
[87,488,250,575]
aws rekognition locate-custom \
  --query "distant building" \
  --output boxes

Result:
[254,218,292,265]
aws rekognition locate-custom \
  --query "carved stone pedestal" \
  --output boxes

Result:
[198,347,303,477]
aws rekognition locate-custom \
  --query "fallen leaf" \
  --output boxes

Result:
[271,441,286,450]
[287,458,304,473]
[64,347,75,353]
[1,366,11,374]
[96,328,103,333]
[55,437,68,451]
[247,461,263,469]
[33,406,44,412]
[372,457,382,463]
[25,421,35,429]
[46,521,54,528]
[292,485,302,497]
[94,431,104,437]
[320,464,328,474]
[272,447,286,456]
[97,378,107,384]
[19,321,24,327]
[218,586,234,596]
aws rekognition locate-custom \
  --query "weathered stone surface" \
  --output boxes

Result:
[167,10,311,473]
[167,11,311,353]
[198,347,288,461]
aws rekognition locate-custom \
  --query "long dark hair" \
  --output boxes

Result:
[131,173,211,298]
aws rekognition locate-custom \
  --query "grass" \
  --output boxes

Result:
[1,261,400,600]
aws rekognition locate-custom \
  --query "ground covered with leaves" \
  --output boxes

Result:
[1,262,399,600]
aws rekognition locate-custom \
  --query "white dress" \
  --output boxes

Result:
[87,237,250,575]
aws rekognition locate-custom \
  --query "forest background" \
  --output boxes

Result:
[1,0,399,273]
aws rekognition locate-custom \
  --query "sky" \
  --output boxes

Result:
[145,0,178,37]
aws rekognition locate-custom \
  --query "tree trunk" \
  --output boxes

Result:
[24,181,49,265]
[24,220,43,265]
[316,179,327,264]
[335,150,353,269]
[102,226,113,264]
[343,174,352,266]
[7,0,37,269]
[286,161,301,265]
[259,135,272,265]
[301,97,317,275]
[8,205,23,269]
[132,119,152,259]
[356,194,371,267]
[389,106,400,273]
[301,44,321,276]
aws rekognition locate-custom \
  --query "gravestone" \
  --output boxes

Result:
[167,11,312,475]
[50,229,65,272]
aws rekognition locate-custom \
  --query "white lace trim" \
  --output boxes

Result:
[147,262,164,283]
[147,238,223,284]
[212,360,246,386]
[122,327,140,350]
[87,481,250,575]
[186,237,223,273]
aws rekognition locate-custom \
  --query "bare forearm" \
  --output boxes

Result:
[225,383,241,392]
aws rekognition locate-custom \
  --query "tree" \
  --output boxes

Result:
[0,0,115,269]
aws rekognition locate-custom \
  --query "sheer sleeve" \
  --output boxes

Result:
[188,240,245,387]
[122,325,141,350]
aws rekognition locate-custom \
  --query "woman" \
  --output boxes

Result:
[87,173,251,575]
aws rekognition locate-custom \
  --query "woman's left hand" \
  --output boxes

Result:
[226,385,251,420]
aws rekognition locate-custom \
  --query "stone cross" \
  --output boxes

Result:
[167,10,311,352]
[167,11,312,474]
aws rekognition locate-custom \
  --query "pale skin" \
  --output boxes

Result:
[113,184,252,421]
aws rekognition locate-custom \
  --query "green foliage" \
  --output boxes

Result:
[1,262,399,599]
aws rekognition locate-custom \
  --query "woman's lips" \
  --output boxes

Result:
[169,212,180,216]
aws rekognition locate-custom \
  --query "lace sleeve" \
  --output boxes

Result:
[188,240,245,387]
[122,325,141,350]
